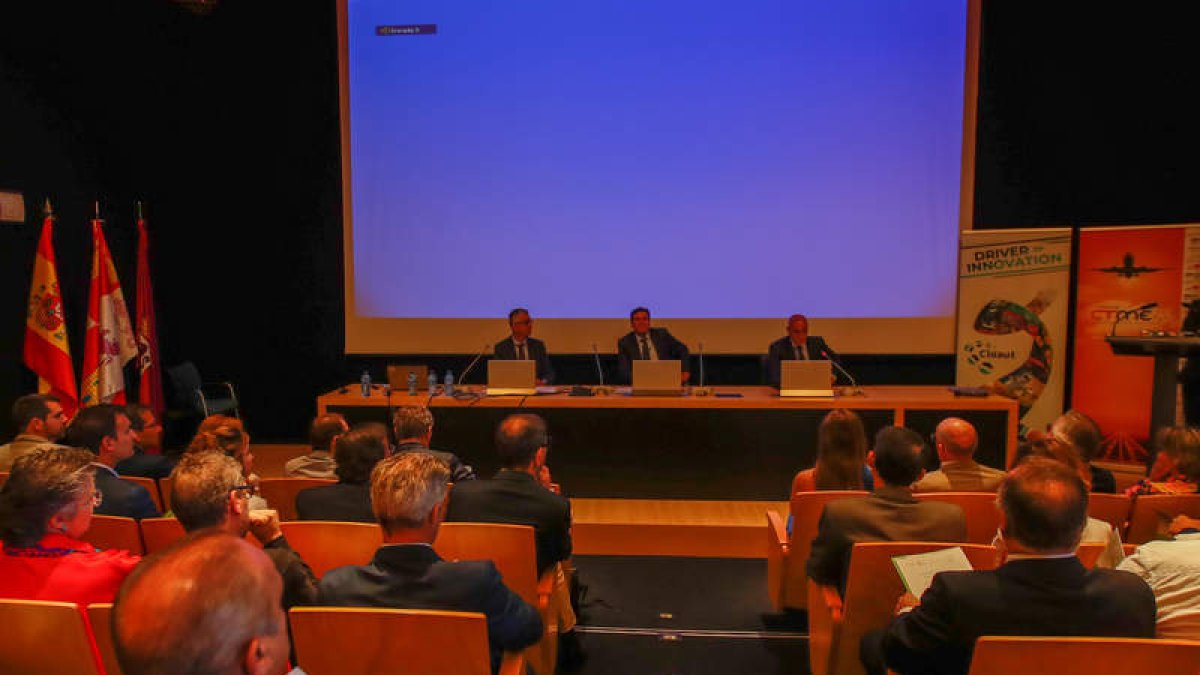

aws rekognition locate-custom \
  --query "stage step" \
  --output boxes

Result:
[571,498,788,559]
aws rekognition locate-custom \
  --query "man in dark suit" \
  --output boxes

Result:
[493,307,555,385]
[765,313,838,387]
[295,427,386,523]
[860,457,1157,675]
[807,426,967,596]
[391,405,476,483]
[115,403,176,480]
[64,404,161,520]
[616,306,690,384]
[319,452,542,672]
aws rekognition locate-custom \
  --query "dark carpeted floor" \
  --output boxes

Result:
[570,556,809,675]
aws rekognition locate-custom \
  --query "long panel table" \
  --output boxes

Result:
[318,385,1018,500]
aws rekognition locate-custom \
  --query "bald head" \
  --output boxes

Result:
[495,413,548,469]
[114,531,289,675]
[935,417,978,460]
[999,457,1088,554]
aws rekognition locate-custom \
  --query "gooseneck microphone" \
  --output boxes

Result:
[697,341,706,388]
[822,348,862,395]
[458,342,492,387]
[592,343,605,386]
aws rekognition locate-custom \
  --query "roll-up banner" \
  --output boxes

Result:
[957,229,1072,437]
[1072,225,1199,443]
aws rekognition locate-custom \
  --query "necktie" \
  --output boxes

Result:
[793,345,800,360]
[640,336,650,360]
[517,343,527,361]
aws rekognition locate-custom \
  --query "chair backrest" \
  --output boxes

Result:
[121,476,164,513]
[278,521,383,579]
[84,515,145,556]
[0,599,103,675]
[158,476,173,513]
[1074,542,1105,569]
[165,361,203,409]
[258,478,337,521]
[433,522,539,606]
[1126,494,1200,544]
[289,607,494,675]
[0,471,8,489]
[968,636,1200,675]
[784,490,870,609]
[1087,493,1132,535]
[86,604,123,675]
[139,517,186,555]
[914,492,1001,544]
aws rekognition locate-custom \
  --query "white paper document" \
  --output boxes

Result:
[891,546,974,596]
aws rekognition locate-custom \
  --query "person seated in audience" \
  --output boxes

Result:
[115,403,176,480]
[170,451,318,610]
[65,404,161,520]
[1012,437,1124,567]
[113,530,291,675]
[792,409,873,493]
[1126,425,1200,496]
[285,412,347,479]
[318,452,542,673]
[1117,514,1200,639]
[0,446,139,603]
[1050,409,1115,493]
[393,405,476,482]
[296,427,387,523]
[913,417,1004,492]
[808,426,967,596]
[859,458,1156,675]
[0,393,69,471]
[188,417,269,510]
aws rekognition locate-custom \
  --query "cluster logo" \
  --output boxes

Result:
[963,339,1017,376]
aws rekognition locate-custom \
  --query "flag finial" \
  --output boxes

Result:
[94,201,101,220]
[137,201,144,220]
[43,199,53,218]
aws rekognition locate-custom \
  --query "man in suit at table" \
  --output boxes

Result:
[616,306,690,384]
[493,307,555,385]
[860,457,1157,675]
[765,313,838,387]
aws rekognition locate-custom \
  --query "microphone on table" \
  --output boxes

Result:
[458,342,493,387]
[693,341,712,396]
[822,348,862,396]
[592,343,605,386]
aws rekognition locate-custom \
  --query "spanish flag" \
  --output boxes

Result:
[23,211,79,417]
[81,217,138,407]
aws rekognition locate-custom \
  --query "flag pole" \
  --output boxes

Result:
[137,200,144,221]
[44,198,54,219]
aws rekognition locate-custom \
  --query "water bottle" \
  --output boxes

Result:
[443,370,455,396]
[406,371,418,396]
[360,370,371,397]
[427,370,438,394]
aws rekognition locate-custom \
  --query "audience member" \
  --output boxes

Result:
[0,393,68,471]
[392,406,476,482]
[169,451,318,609]
[113,530,291,675]
[1051,409,1115,493]
[296,427,387,523]
[860,458,1156,675]
[318,452,542,672]
[1127,425,1200,496]
[0,446,139,603]
[1013,437,1124,567]
[285,412,347,479]
[115,403,176,479]
[1117,514,1200,639]
[65,405,160,519]
[188,417,268,509]
[807,426,967,595]
[914,417,1004,492]
[792,409,873,492]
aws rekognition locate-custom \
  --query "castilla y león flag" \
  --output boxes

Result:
[23,213,79,417]
[135,214,165,415]
[81,218,138,406]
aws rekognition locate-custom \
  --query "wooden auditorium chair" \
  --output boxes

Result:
[1073,541,1105,569]
[139,517,187,555]
[914,492,1001,544]
[256,477,336,521]
[1086,493,1132,535]
[121,476,164,513]
[0,599,104,675]
[967,636,1200,675]
[83,515,145,556]
[157,476,173,513]
[766,490,868,611]
[290,607,525,675]
[86,603,123,675]
[278,521,383,579]
[808,542,998,675]
[0,471,8,489]
[1125,494,1200,544]
[434,522,559,675]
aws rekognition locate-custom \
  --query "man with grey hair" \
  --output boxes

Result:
[319,452,541,672]
[392,405,476,482]
[913,417,1005,492]
[169,451,318,610]
[113,530,291,675]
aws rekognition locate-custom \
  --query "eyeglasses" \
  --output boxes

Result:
[91,489,103,508]
[232,484,256,499]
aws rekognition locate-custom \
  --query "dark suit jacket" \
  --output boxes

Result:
[765,335,836,387]
[262,535,319,610]
[807,485,967,595]
[616,327,690,383]
[446,469,572,576]
[874,558,1157,675]
[115,447,176,480]
[395,441,477,483]
[295,482,374,523]
[93,466,161,520]
[318,543,542,671]
[493,336,555,384]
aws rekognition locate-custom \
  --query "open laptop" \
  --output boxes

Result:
[387,364,430,391]
[632,360,684,396]
[779,360,835,397]
[487,360,537,396]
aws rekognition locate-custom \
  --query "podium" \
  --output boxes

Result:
[1105,336,1200,434]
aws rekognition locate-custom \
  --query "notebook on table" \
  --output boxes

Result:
[632,360,683,396]
[779,360,835,398]
[487,360,537,396]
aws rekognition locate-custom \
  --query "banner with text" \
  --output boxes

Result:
[957,229,1072,437]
